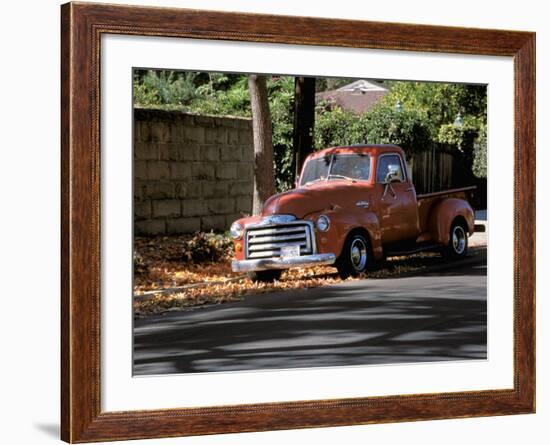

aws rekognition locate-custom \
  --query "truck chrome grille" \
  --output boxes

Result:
[245,222,315,259]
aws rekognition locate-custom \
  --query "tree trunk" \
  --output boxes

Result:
[248,75,276,215]
[292,76,316,180]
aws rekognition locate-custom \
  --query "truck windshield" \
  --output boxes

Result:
[300,153,371,186]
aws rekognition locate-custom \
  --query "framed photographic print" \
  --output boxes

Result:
[61,2,535,442]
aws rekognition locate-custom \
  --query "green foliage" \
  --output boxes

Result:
[133,71,487,187]
[361,106,431,152]
[267,77,295,191]
[383,81,487,178]
[381,81,486,132]
[134,70,252,116]
[472,125,487,178]
[314,106,364,148]
[314,104,431,155]
[133,70,198,107]
[437,123,479,152]
[134,71,296,191]
[181,232,234,263]
[191,75,251,117]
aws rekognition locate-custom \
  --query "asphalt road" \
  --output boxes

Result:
[133,262,487,376]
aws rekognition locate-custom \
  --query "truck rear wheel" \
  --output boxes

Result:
[247,270,282,283]
[444,220,468,259]
[336,232,370,279]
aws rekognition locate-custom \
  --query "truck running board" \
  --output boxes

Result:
[384,242,441,257]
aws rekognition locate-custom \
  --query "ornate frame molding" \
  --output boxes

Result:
[61,2,535,442]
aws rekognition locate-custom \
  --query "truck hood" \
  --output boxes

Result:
[262,180,369,218]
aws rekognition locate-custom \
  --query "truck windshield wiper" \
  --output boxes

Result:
[303,178,326,186]
[328,174,356,182]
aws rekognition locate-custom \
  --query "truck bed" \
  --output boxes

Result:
[417,186,476,236]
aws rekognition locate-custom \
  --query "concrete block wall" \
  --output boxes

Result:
[134,108,254,235]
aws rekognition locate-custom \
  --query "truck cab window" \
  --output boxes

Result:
[300,156,331,186]
[330,154,371,181]
[376,154,404,183]
[301,153,371,186]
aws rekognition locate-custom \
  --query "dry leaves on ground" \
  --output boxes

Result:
[134,234,486,317]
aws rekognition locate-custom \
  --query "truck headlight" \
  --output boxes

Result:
[316,215,330,232]
[230,222,244,240]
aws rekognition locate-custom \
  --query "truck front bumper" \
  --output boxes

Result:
[232,253,336,273]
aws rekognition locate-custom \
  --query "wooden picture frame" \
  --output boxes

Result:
[61,2,535,442]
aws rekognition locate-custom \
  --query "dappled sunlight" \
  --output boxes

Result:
[134,271,487,375]
[134,235,486,317]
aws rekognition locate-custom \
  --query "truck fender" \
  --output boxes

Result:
[326,211,384,261]
[428,198,475,246]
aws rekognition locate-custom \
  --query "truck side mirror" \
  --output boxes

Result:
[384,165,400,183]
[382,165,400,200]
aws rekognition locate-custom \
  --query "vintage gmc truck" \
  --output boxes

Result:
[230,144,476,282]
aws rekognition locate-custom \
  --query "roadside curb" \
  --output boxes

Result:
[134,275,246,301]
[379,252,486,280]
[134,247,487,302]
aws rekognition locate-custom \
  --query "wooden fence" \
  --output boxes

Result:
[410,144,487,209]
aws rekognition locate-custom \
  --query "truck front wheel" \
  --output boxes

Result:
[444,220,469,259]
[336,232,370,279]
[247,270,282,283]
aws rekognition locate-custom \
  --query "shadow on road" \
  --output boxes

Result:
[134,265,487,375]
[419,263,487,277]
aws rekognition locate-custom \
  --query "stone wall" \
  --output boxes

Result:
[133,108,254,235]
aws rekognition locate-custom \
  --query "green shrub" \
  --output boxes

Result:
[314,104,431,155]
[472,124,487,178]
[134,70,198,107]
[362,106,431,153]
[437,123,479,153]
[182,232,234,263]
[314,106,365,148]
[379,81,487,132]
[191,76,251,117]
[133,72,487,187]
[269,77,295,191]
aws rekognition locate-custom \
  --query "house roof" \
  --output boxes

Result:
[316,79,388,114]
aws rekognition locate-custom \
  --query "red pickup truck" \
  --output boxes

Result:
[230,144,475,282]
